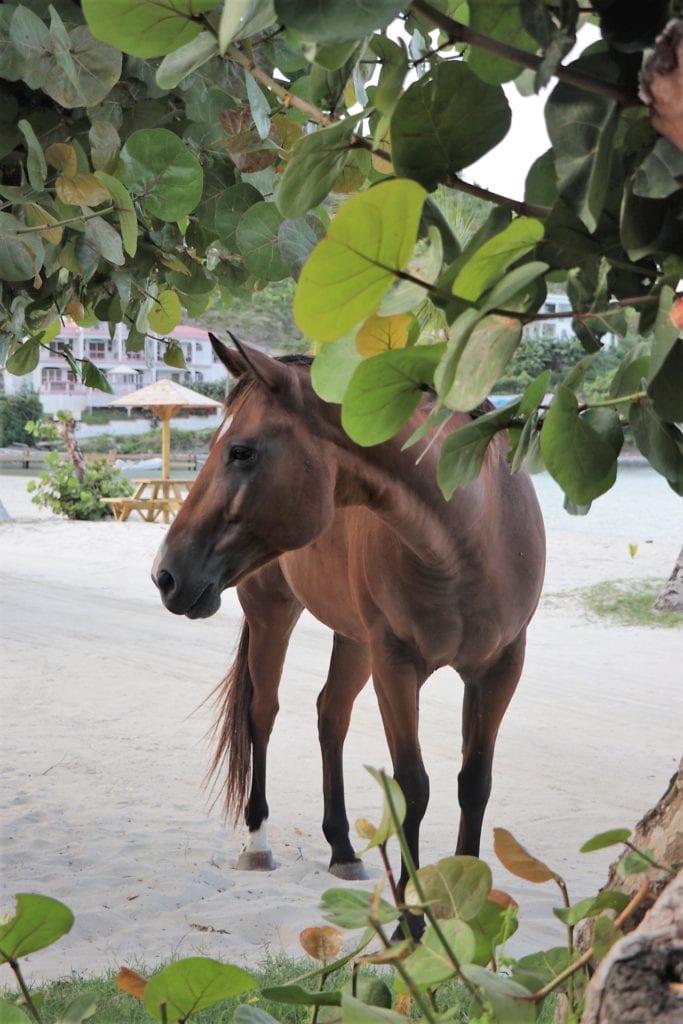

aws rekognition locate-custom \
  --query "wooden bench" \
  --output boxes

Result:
[100,496,183,522]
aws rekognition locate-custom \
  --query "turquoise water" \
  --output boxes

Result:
[531,463,681,543]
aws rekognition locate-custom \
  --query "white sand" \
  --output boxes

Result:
[0,472,681,985]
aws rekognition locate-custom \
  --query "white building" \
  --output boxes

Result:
[3,321,226,417]
[525,293,618,346]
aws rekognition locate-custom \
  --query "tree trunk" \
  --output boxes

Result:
[573,761,683,1023]
[581,869,683,1024]
[59,415,87,484]
[654,546,683,612]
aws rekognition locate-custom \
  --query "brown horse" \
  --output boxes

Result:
[152,335,545,896]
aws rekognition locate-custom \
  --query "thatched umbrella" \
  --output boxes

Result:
[108,379,222,478]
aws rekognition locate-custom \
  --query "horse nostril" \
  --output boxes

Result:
[155,568,175,596]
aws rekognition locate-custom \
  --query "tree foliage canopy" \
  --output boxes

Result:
[2,0,683,508]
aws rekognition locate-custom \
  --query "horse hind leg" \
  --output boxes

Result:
[318,633,372,880]
[456,630,527,857]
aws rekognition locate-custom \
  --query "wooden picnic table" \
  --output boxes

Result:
[100,478,195,524]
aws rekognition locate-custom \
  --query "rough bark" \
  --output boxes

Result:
[654,546,683,612]
[59,415,87,484]
[581,869,683,1024]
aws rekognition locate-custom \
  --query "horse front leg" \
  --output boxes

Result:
[456,631,527,856]
[235,572,303,870]
[318,633,371,880]
[370,641,429,937]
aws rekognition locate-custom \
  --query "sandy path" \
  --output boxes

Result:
[0,474,680,984]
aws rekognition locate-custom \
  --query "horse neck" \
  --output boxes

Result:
[315,400,480,567]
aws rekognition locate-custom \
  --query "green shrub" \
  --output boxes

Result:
[27,454,133,520]
[0,392,44,446]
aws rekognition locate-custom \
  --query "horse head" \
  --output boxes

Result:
[152,335,336,618]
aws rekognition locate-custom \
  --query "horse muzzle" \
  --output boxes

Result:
[152,565,222,619]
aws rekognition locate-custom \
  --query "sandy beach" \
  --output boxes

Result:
[1,469,681,985]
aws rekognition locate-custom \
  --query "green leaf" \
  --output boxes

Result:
[540,386,622,505]
[545,50,619,232]
[5,337,41,376]
[84,216,124,267]
[462,964,535,1024]
[437,401,520,499]
[0,212,44,282]
[480,260,549,313]
[120,128,203,221]
[392,62,511,190]
[274,0,405,43]
[468,0,540,83]
[144,959,256,1022]
[17,119,47,190]
[341,993,406,1024]
[342,345,445,446]
[0,894,74,962]
[55,992,97,1024]
[580,828,632,853]
[0,1004,32,1023]
[277,119,358,219]
[45,25,122,108]
[452,219,545,302]
[618,849,655,876]
[82,361,113,394]
[245,70,272,141]
[156,31,218,89]
[149,290,182,334]
[278,215,326,278]
[94,172,138,257]
[629,398,683,495]
[219,0,276,53]
[378,226,442,316]
[261,985,341,1007]
[214,183,263,248]
[439,314,523,412]
[294,179,427,341]
[397,919,477,992]
[360,766,407,851]
[235,202,290,281]
[648,285,683,422]
[89,121,121,174]
[319,889,398,929]
[633,137,683,199]
[405,856,492,922]
[163,342,187,369]
[553,891,629,927]
[82,0,217,58]
[9,6,50,88]
[233,1007,280,1024]
[311,335,363,403]
[511,947,570,993]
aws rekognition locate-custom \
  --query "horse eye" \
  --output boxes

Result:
[229,444,255,463]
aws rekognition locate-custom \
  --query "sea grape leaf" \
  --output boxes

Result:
[405,856,492,921]
[149,289,182,334]
[494,828,562,884]
[82,0,217,59]
[274,0,405,43]
[437,400,520,499]
[452,218,545,302]
[155,31,219,90]
[277,118,358,219]
[143,958,256,1022]
[397,919,477,992]
[468,0,539,84]
[120,128,203,221]
[235,202,290,281]
[341,345,445,446]
[0,894,74,962]
[294,179,427,341]
[392,62,511,190]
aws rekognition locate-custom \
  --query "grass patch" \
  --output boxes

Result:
[551,578,682,628]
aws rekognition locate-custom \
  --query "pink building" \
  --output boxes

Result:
[3,322,226,416]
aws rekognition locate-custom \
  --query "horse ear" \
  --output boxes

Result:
[208,332,291,393]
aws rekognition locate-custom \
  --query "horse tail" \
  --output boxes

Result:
[207,619,252,825]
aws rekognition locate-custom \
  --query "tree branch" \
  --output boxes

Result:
[410,0,640,106]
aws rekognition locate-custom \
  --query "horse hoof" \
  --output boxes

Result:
[236,850,276,871]
[329,860,368,881]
